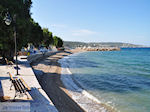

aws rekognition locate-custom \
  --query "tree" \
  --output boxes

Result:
[0,0,32,60]
[53,36,63,48]
[42,28,53,48]
[0,0,64,62]
[28,19,43,48]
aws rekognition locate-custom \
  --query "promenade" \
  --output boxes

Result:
[0,54,58,112]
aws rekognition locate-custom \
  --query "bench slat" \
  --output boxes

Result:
[13,80,21,93]
[15,80,23,93]
[8,72,14,81]
[20,78,31,91]
[18,79,27,91]
[16,79,25,93]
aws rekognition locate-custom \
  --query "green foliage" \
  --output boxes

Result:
[53,36,63,48]
[0,0,32,60]
[0,0,63,60]
[42,28,53,47]
[28,19,43,47]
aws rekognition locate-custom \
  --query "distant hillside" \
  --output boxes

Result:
[64,41,143,48]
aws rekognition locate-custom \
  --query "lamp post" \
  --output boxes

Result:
[3,11,19,75]
[13,15,19,75]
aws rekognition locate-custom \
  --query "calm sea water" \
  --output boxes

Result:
[67,48,150,112]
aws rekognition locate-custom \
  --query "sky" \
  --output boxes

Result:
[31,0,150,46]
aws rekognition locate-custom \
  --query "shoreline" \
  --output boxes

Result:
[31,50,86,112]
[59,52,116,112]
[31,50,115,112]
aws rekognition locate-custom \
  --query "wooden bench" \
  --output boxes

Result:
[8,72,31,99]
[5,58,14,65]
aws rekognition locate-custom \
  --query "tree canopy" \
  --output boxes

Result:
[42,28,53,48]
[0,0,32,60]
[0,0,63,61]
[53,36,63,48]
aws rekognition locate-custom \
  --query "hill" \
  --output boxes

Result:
[63,41,143,48]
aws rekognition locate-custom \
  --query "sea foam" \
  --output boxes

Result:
[58,54,114,112]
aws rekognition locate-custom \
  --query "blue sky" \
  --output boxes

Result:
[31,0,150,46]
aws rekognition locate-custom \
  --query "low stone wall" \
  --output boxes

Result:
[27,52,58,64]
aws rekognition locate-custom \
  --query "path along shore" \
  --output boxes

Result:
[31,49,116,112]
[0,53,58,112]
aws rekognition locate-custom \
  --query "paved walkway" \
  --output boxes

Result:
[0,55,58,112]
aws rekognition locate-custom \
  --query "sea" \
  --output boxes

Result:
[60,48,150,112]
